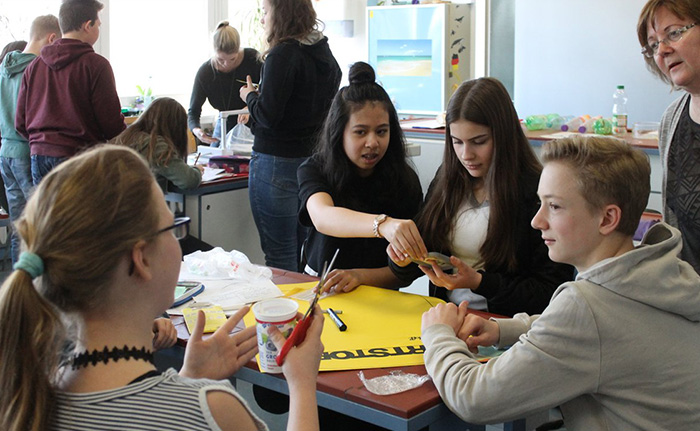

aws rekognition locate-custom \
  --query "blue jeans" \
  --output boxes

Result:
[31,155,67,186]
[211,117,224,148]
[248,151,308,271]
[0,156,34,264]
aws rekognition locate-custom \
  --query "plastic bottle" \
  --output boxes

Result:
[548,115,573,130]
[612,85,628,135]
[525,115,548,131]
[578,115,602,133]
[561,115,591,132]
[593,118,613,135]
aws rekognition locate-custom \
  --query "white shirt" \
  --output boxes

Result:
[447,198,490,310]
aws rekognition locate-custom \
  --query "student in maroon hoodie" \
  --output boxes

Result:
[15,0,125,185]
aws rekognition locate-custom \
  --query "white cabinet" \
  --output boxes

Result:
[170,182,265,265]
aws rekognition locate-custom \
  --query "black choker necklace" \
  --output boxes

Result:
[70,346,154,370]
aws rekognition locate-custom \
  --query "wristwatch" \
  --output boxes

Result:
[373,214,388,238]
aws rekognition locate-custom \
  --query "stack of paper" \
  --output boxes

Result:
[167,268,284,315]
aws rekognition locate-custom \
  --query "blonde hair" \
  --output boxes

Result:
[212,20,240,54]
[29,15,60,41]
[541,135,651,236]
[0,145,160,431]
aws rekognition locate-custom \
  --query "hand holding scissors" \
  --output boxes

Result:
[276,249,339,366]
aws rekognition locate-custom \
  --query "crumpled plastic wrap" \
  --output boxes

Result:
[183,247,272,280]
[358,370,431,395]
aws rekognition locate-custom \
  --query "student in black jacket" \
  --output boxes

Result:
[389,78,573,316]
[240,0,341,272]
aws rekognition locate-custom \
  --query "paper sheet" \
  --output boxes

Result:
[201,166,227,182]
[244,282,444,371]
[168,268,283,314]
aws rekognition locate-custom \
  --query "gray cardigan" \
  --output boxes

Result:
[658,92,689,227]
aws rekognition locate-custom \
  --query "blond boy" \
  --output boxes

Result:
[421,135,700,429]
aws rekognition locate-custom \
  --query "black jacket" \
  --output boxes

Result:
[246,35,341,158]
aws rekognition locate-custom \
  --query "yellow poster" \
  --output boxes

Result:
[244,283,444,372]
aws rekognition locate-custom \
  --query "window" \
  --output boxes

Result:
[0,1,58,48]
[108,0,209,99]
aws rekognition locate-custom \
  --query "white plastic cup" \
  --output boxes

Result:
[252,298,299,373]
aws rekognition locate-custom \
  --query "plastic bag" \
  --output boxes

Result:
[225,123,254,156]
[358,370,431,395]
[183,247,272,280]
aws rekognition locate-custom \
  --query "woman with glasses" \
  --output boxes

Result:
[188,21,262,146]
[638,0,700,274]
[0,145,325,431]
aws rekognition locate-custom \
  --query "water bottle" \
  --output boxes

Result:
[612,85,628,135]
[561,115,591,132]
[548,115,573,130]
[593,118,613,135]
[525,115,548,131]
[578,116,602,133]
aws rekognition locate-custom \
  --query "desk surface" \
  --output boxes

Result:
[172,269,499,422]
[400,119,659,150]
[168,174,249,196]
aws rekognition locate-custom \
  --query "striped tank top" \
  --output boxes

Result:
[52,368,268,430]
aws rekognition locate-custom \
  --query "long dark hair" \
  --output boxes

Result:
[416,77,541,271]
[314,62,412,200]
[112,97,189,165]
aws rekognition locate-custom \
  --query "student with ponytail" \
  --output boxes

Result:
[0,145,324,431]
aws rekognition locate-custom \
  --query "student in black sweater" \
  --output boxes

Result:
[188,21,262,146]
[298,62,425,293]
[240,0,341,272]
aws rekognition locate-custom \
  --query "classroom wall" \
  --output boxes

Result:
[489,0,515,96]
[513,0,682,123]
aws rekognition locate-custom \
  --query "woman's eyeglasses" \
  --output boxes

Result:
[128,217,190,276]
[641,23,696,58]
[155,217,190,240]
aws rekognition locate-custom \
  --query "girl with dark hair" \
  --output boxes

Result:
[239,0,341,272]
[298,62,424,292]
[113,97,203,192]
[390,77,573,316]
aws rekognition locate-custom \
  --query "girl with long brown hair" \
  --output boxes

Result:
[390,78,573,316]
[239,0,342,272]
[113,97,203,192]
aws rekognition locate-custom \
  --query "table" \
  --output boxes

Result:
[171,269,544,431]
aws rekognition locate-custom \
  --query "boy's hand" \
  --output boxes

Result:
[457,314,501,354]
[421,301,469,335]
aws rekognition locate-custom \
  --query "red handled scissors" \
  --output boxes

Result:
[276,249,339,366]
